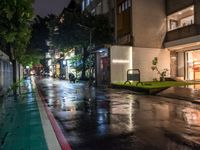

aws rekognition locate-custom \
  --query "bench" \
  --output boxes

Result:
[124,69,143,86]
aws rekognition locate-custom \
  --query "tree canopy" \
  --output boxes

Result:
[0,0,34,62]
[49,8,114,79]
[28,15,50,52]
[24,15,57,67]
[51,10,114,52]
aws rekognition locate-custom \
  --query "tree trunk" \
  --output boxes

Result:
[6,44,18,96]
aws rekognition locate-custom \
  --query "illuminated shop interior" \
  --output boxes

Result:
[167,5,194,31]
[186,50,200,80]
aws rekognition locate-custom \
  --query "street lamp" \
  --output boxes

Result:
[76,23,95,80]
[77,23,93,46]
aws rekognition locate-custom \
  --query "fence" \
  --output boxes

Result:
[0,59,13,93]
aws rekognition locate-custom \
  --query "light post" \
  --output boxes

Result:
[77,23,93,46]
[76,23,96,80]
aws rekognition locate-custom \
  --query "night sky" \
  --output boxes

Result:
[33,0,71,17]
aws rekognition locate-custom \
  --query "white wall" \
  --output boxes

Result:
[132,47,170,81]
[102,0,109,14]
[132,0,166,48]
[110,46,133,83]
[177,52,184,78]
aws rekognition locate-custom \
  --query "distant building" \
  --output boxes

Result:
[81,0,115,85]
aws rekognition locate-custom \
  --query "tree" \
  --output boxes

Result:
[51,11,88,50]
[24,15,56,68]
[19,49,44,68]
[51,9,113,79]
[0,0,34,84]
[28,15,50,52]
[151,57,169,81]
[81,13,114,46]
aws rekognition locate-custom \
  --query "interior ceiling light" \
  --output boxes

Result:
[178,12,182,15]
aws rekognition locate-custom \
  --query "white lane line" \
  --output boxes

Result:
[35,89,62,150]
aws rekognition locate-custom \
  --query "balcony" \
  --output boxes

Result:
[165,24,200,42]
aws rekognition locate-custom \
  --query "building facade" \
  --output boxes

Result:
[165,0,200,81]
[81,0,115,85]
[114,0,170,82]
[114,0,200,82]
[81,0,200,83]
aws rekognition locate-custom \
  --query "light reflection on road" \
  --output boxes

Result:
[38,78,200,150]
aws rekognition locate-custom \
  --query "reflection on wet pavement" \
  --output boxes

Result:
[38,78,200,150]
[158,84,200,100]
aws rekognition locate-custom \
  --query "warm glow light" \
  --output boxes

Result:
[63,60,66,65]
[49,71,53,76]
[48,60,51,66]
[129,47,133,68]
[112,59,129,64]
[30,70,35,75]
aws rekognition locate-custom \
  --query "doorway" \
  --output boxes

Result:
[186,50,200,80]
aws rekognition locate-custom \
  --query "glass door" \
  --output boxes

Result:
[186,50,200,80]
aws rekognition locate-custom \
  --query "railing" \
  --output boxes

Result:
[0,59,13,93]
[165,24,200,42]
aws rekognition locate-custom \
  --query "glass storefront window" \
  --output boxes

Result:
[167,5,194,31]
[186,50,200,81]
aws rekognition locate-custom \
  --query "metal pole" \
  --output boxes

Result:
[89,29,92,46]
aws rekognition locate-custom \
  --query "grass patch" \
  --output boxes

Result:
[112,81,195,89]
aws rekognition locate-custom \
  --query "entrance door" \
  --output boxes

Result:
[186,50,200,80]
[100,57,109,84]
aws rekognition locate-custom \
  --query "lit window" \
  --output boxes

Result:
[86,0,90,6]
[82,0,85,11]
[59,16,64,23]
[118,5,121,14]
[96,2,102,15]
[122,2,125,11]
[167,5,194,31]
[125,0,128,10]
[128,0,131,7]
[91,8,96,15]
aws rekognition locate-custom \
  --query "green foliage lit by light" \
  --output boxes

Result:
[0,0,34,61]
[113,81,195,89]
[151,57,169,81]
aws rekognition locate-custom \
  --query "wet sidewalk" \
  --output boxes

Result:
[0,79,60,150]
[158,84,200,103]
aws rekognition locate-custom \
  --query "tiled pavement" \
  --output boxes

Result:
[0,80,48,150]
[158,84,200,103]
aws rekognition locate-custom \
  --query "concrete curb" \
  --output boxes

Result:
[37,84,72,150]
[35,89,62,150]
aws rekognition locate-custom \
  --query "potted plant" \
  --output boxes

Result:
[151,57,169,82]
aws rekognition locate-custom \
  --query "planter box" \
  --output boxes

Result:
[111,84,167,95]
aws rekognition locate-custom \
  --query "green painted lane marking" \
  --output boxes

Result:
[0,85,48,150]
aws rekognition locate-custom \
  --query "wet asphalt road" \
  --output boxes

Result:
[38,78,200,150]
